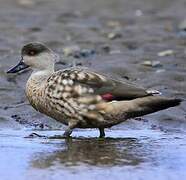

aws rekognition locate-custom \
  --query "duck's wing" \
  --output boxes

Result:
[54,68,151,101]
[45,68,181,125]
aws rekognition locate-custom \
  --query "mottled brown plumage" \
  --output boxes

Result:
[7,42,182,137]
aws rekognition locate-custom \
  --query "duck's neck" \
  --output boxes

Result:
[30,69,54,83]
[26,69,54,111]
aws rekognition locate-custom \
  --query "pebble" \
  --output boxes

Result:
[158,50,174,57]
[156,69,166,73]
[101,45,111,53]
[17,0,35,6]
[135,9,143,17]
[107,32,122,40]
[107,21,121,28]
[28,27,42,32]
[142,60,162,67]
[122,41,138,50]
[63,46,80,57]
[63,46,96,59]
[78,49,96,58]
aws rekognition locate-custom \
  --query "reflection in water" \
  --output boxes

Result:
[31,138,147,168]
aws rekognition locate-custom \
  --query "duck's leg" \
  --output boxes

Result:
[63,120,78,138]
[63,127,73,137]
[25,121,77,139]
[46,120,78,139]
[99,128,105,138]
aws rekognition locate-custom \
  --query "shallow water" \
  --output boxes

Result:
[1,129,186,180]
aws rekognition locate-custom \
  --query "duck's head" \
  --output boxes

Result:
[7,42,55,73]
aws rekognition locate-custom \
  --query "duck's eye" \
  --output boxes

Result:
[29,50,36,56]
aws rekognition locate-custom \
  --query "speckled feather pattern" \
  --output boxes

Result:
[25,68,181,129]
[26,68,114,128]
[45,69,108,124]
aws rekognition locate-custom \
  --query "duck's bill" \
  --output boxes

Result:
[7,61,29,73]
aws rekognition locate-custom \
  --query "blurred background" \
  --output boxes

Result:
[0,0,186,180]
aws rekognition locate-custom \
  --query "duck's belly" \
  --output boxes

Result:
[28,97,126,128]
[40,104,126,129]
[26,94,69,126]
[42,108,69,126]
[26,87,126,128]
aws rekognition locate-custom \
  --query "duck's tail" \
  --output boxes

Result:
[107,96,182,119]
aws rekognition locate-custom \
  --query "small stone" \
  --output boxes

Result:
[63,46,80,57]
[28,27,42,32]
[18,0,35,6]
[107,21,121,28]
[122,41,138,50]
[63,46,95,59]
[142,60,162,67]
[158,50,174,57]
[107,32,122,40]
[101,45,111,53]
[135,9,143,17]
[79,49,96,58]
[156,69,165,73]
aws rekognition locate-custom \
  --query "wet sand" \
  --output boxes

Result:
[0,0,186,179]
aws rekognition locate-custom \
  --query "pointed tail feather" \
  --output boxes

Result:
[107,96,182,119]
